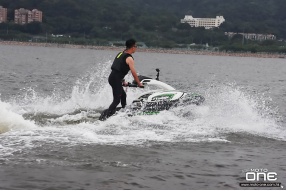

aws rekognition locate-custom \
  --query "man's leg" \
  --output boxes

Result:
[99,85,122,121]
[108,85,122,112]
[121,87,127,108]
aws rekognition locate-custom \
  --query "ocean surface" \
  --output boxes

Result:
[0,44,285,190]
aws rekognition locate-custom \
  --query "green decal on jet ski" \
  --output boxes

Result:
[151,94,175,101]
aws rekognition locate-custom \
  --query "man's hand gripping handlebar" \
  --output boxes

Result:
[122,79,144,88]
[127,82,144,88]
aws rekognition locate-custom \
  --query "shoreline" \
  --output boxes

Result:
[0,41,285,59]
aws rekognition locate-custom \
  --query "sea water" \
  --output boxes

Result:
[0,45,285,189]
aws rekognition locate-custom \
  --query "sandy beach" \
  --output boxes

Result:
[0,40,285,59]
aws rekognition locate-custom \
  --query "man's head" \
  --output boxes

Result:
[125,38,137,50]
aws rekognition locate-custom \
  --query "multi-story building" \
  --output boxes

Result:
[181,15,225,29]
[31,9,42,22]
[0,6,7,23]
[14,8,42,25]
[15,8,30,24]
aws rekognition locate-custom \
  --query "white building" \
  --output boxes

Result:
[225,32,276,41]
[181,15,225,29]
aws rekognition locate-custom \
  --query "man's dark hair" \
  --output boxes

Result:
[125,39,136,49]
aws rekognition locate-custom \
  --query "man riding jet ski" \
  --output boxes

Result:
[99,69,204,120]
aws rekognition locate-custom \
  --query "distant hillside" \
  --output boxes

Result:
[0,0,285,48]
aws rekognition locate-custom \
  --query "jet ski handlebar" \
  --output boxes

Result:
[122,79,144,88]
[123,69,163,89]
[126,82,144,88]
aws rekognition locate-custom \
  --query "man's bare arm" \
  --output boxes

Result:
[126,57,143,86]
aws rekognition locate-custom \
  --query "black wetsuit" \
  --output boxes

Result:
[107,52,132,115]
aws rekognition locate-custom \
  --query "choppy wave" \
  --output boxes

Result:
[1,61,285,148]
[0,100,36,134]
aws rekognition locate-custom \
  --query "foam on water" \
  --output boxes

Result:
[9,61,114,115]
[204,83,283,137]
[0,100,36,134]
[1,62,285,153]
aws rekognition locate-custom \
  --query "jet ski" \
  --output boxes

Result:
[99,69,204,120]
